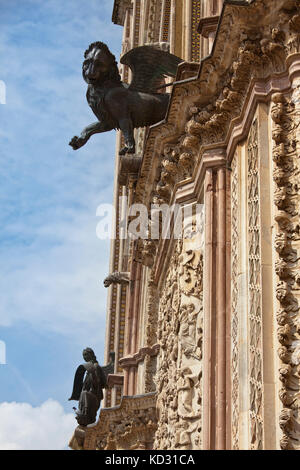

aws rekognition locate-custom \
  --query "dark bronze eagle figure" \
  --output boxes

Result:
[69,42,182,155]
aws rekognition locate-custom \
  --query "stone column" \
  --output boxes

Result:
[122,245,143,396]
[202,167,216,450]
[169,0,176,54]
[216,166,231,449]
[184,0,193,61]
[202,151,231,449]
[123,257,137,396]
[131,261,142,355]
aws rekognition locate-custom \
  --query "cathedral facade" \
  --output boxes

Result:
[70,0,300,450]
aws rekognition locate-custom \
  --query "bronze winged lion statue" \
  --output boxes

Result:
[69,42,182,155]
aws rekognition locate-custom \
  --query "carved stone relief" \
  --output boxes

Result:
[231,149,240,450]
[271,86,300,450]
[135,1,300,232]
[153,226,204,450]
[71,393,158,451]
[247,117,264,450]
[144,354,157,393]
[145,274,160,348]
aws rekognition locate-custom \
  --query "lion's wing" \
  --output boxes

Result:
[120,46,182,94]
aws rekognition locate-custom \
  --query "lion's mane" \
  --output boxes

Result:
[84,41,121,83]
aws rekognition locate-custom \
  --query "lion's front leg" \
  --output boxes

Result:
[69,135,89,150]
[118,118,135,155]
[69,121,111,150]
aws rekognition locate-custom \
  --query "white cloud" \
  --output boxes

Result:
[0,399,75,450]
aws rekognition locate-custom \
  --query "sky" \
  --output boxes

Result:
[0,0,123,449]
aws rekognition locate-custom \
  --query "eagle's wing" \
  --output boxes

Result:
[101,352,115,382]
[69,364,86,401]
[120,46,182,94]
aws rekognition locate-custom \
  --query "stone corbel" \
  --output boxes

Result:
[197,15,219,39]
[118,154,143,186]
[103,272,130,288]
[119,344,160,369]
[107,374,124,388]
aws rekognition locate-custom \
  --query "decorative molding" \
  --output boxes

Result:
[160,0,171,42]
[231,149,239,450]
[271,84,300,450]
[69,393,158,450]
[191,0,202,61]
[247,117,264,450]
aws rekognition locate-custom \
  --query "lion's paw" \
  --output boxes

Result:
[69,136,86,150]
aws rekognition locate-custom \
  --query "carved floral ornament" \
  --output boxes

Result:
[271,87,300,450]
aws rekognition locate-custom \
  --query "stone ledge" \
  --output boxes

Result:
[119,344,160,369]
[197,15,219,38]
[107,373,124,388]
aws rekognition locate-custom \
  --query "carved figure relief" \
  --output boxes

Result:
[92,394,157,451]
[271,86,300,450]
[154,225,204,450]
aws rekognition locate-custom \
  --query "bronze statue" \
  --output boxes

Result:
[69,348,114,426]
[69,42,182,155]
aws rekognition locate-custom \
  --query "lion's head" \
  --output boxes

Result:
[82,41,121,85]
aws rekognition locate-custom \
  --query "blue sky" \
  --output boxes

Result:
[0,0,123,449]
